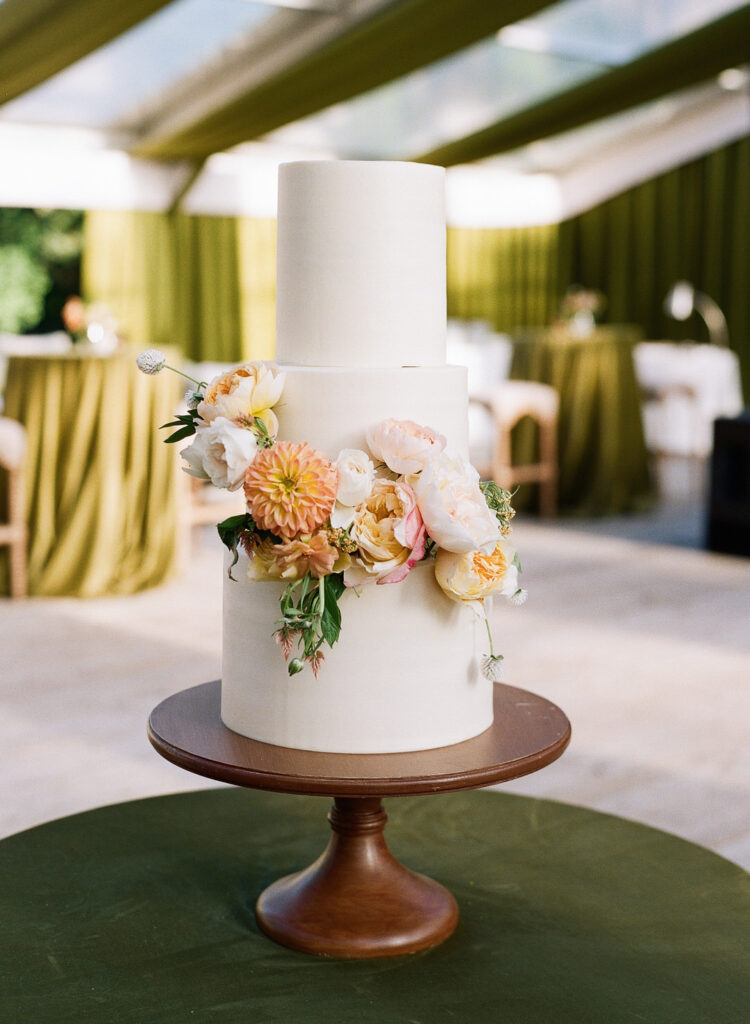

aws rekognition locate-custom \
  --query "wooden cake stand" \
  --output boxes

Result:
[148,680,570,959]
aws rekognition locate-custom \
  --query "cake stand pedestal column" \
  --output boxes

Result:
[256,796,458,957]
[148,680,570,959]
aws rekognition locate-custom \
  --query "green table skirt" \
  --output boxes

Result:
[509,326,653,515]
[0,349,179,596]
[2,789,748,1023]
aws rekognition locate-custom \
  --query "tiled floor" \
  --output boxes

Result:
[2,511,749,869]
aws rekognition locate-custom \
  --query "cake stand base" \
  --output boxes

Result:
[255,796,458,958]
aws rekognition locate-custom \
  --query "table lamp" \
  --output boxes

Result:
[663,281,729,347]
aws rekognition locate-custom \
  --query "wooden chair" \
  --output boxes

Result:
[473,381,559,517]
[0,416,28,597]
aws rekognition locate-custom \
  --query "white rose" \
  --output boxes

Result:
[414,450,500,554]
[330,448,375,528]
[181,417,258,491]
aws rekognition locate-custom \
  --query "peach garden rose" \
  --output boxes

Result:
[434,536,519,605]
[198,362,285,436]
[344,478,426,586]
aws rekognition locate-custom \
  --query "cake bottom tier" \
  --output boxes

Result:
[221,555,493,754]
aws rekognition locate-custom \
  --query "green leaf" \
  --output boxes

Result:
[325,572,346,601]
[163,425,197,443]
[216,513,255,579]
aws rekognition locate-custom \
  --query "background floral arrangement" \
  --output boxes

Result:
[137,351,525,680]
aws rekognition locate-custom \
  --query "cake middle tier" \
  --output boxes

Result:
[275,364,469,459]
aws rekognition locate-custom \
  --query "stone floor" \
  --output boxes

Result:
[2,506,749,870]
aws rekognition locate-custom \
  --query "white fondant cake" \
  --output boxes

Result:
[220,160,494,754]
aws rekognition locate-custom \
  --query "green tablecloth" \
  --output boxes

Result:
[1,789,748,1023]
[509,325,653,515]
[0,348,179,596]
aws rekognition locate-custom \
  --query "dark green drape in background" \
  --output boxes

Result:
[82,211,276,363]
[447,223,560,331]
[558,136,750,396]
[82,136,748,393]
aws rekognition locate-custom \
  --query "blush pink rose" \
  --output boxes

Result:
[366,418,447,475]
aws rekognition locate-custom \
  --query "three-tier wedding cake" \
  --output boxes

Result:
[137,160,522,756]
[222,161,494,754]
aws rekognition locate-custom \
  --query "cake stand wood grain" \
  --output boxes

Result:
[148,680,570,958]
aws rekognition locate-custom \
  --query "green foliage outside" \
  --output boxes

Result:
[0,209,83,334]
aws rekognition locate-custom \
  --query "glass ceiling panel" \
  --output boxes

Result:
[268,41,605,159]
[0,0,276,130]
[267,0,749,159]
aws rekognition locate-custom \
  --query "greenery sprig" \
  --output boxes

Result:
[276,572,346,678]
[480,480,516,534]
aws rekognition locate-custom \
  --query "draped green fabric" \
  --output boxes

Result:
[0,350,179,597]
[136,0,556,160]
[557,136,750,397]
[447,224,560,331]
[509,326,652,516]
[0,0,172,105]
[83,211,277,363]
[417,6,750,166]
[2,789,749,1021]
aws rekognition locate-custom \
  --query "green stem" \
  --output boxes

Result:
[163,363,206,389]
[482,601,495,658]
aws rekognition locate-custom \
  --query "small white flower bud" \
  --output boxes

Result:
[185,388,201,410]
[481,654,504,683]
[136,349,166,375]
[509,588,528,606]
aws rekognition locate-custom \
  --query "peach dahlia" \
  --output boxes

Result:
[244,441,337,537]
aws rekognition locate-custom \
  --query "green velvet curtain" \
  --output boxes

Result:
[417,5,750,166]
[82,211,276,363]
[558,135,750,396]
[0,0,172,105]
[447,224,560,331]
[136,0,556,160]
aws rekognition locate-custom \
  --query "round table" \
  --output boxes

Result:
[148,681,571,958]
[2,788,748,1023]
[509,325,653,515]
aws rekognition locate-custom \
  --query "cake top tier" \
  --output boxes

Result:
[275,160,446,369]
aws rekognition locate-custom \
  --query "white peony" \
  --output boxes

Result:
[181,417,258,491]
[366,418,446,475]
[330,448,375,528]
[414,450,500,554]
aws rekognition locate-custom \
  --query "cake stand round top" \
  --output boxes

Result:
[148,681,571,797]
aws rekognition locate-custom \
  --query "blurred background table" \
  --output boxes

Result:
[509,324,652,515]
[1,788,748,1022]
[0,348,179,596]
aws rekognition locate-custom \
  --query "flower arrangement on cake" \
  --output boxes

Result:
[137,350,526,681]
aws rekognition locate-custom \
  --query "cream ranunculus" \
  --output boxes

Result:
[330,448,375,528]
[181,417,258,491]
[435,536,519,606]
[344,478,426,586]
[366,418,446,475]
[414,450,500,554]
[197,362,285,436]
